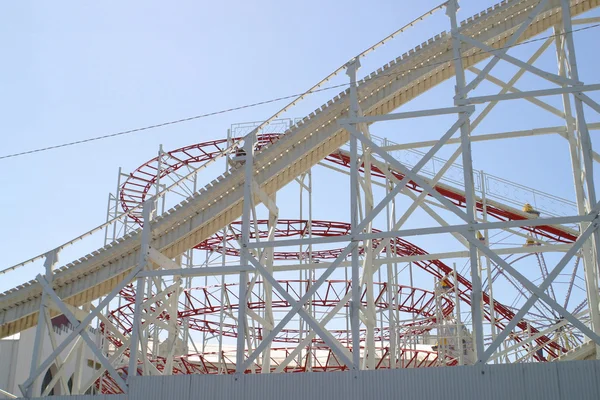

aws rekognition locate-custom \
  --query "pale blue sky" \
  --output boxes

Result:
[1,0,599,301]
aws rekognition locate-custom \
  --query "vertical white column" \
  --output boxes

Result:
[155,145,166,216]
[104,167,123,245]
[26,249,59,398]
[236,132,255,373]
[385,156,397,368]
[298,174,305,369]
[261,192,277,373]
[164,255,182,375]
[128,200,154,382]
[453,263,464,365]
[559,1,600,358]
[480,171,497,362]
[307,170,314,371]
[446,0,484,363]
[219,128,232,374]
[73,303,91,394]
[362,134,376,370]
[347,58,362,371]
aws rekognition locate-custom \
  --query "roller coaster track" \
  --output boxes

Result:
[119,134,577,241]
[1,0,598,340]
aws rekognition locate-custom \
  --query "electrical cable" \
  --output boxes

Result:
[1,22,598,161]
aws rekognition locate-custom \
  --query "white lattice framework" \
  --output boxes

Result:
[1,0,600,397]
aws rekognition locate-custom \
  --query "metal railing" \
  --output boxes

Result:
[343,134,578,218]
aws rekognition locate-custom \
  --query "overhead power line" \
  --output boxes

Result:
[1,22,598,161]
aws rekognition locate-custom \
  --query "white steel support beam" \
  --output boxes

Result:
[573,17,600,25]
[40,304,69,396]
[128,201,155,382]
[20,257,145,396]
[460,84,600,105]
[339,108,474,241]
[246,255,353,365]
[469,36,562,127]
[447,0,484,363]
[139,265,251,278]
[273,286,352,373]
[460,0,549,95]
[252,180,278,217]
[344,124,473,228]
[23,249,58,398]
[79,336,132,394]
[379,123,600,152]
[261,191,277,373]
[385,170,397,368]
[242,225,357,370]
[469,76,563,121]
[72,303,89,394]
[577,92,600,114]
[560,0,600,359]
[369,155,470,249]
[347,58,362,370]
[247,213,591,250]
[239,243,356,370]
[125,243,573,279]
[347,58,377,370]
[236,132,255,373]
[363,150,377,370]
[456,32,580,87]
[163,255,182,375]
[489,311,588,362]
[39,335,82,397]
[553,24,597,361]
[36,274,128,393]
[147,248,181,270]
[338,106,473,125]
[471,213,600,361]
[360,112,377,370]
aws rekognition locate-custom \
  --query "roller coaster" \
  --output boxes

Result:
[1,0,600,398]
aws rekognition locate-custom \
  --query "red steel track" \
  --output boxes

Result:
[113,133,577,381]
[107,280,454,347]
[198,219,565,357]
[120,134,577,243]
[120,135,281,224]
[105,218,567,364]
[195,219,353,260]
[100,277,456,393]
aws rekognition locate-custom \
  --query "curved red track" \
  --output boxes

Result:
[198,219,565,358]
[120,134,577,243]
[116,134,576,373]
[107,280,454,347]
[107,218,566,363]
[100,277,456,393]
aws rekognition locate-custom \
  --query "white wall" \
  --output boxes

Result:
[0,337,19,398]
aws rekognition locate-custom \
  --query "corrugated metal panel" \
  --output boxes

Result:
[523,361,560,400]
[38,396,70,400]
[418,365,484,399]
[129,376,163,400]
[481,363,525,400]
[556,360,600,400]
[32,360,600,400]
[190,374,242,400]
[158,375,190,399]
